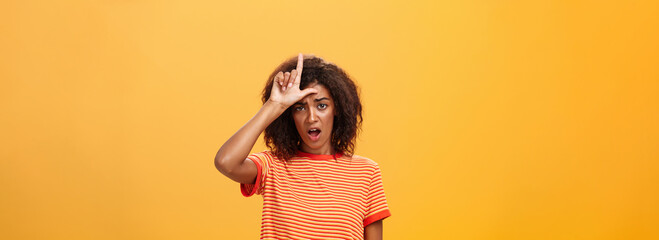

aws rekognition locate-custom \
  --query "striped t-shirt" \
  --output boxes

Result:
[240,150,391,239]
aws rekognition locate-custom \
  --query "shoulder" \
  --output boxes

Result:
[345,154,380,168]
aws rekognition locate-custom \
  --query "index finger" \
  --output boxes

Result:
[295,53,303,77]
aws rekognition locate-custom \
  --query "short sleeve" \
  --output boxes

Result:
[239,151,271,197]
[363,163,392,226]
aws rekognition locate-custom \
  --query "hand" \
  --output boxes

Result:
[268,53,319,108]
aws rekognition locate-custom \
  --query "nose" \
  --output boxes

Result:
[307,107,318,123]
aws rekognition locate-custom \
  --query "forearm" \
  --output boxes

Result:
[214,100,287,172]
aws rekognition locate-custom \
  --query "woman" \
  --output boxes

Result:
[214,53,391,239]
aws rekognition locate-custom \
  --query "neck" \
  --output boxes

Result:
[300,144,334,155]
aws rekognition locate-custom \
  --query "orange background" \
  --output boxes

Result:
[2,0,658,239]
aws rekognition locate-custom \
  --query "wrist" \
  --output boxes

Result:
[264,99,289,112]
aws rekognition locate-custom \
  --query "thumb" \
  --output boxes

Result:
[300,88,319,97]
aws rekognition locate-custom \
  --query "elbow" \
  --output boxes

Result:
[214,157,223,172]
[214,156,228,174]
[214,154,236,175]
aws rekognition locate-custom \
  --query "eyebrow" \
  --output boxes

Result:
[294,97,330,105]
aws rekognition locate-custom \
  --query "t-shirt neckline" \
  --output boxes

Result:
[295,150,343,160]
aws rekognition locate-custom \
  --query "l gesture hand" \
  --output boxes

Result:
[268,53,319,108]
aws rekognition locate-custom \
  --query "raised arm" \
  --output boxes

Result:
[214,53,318,184]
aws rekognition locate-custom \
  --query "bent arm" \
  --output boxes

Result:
[214,100,287,184]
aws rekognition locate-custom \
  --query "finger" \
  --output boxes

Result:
[289,69,297,88]
[283,72,291,91]
[274,71,284,86]
[296,53,303,73]
[294,53,303,84]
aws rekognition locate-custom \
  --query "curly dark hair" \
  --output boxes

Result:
[261,55,363,161]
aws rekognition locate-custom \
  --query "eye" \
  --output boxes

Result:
[295,106,305,111]
[318,104,327,110]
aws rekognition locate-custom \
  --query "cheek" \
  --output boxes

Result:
[322,111,335,127]
[292,114,304,129]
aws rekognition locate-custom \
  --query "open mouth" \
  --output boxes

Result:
[307,128,321,141]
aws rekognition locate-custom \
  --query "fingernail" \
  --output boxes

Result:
[283,87,286,91]
[288,83,292,87]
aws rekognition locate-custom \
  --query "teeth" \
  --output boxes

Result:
[310,129,319,132]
